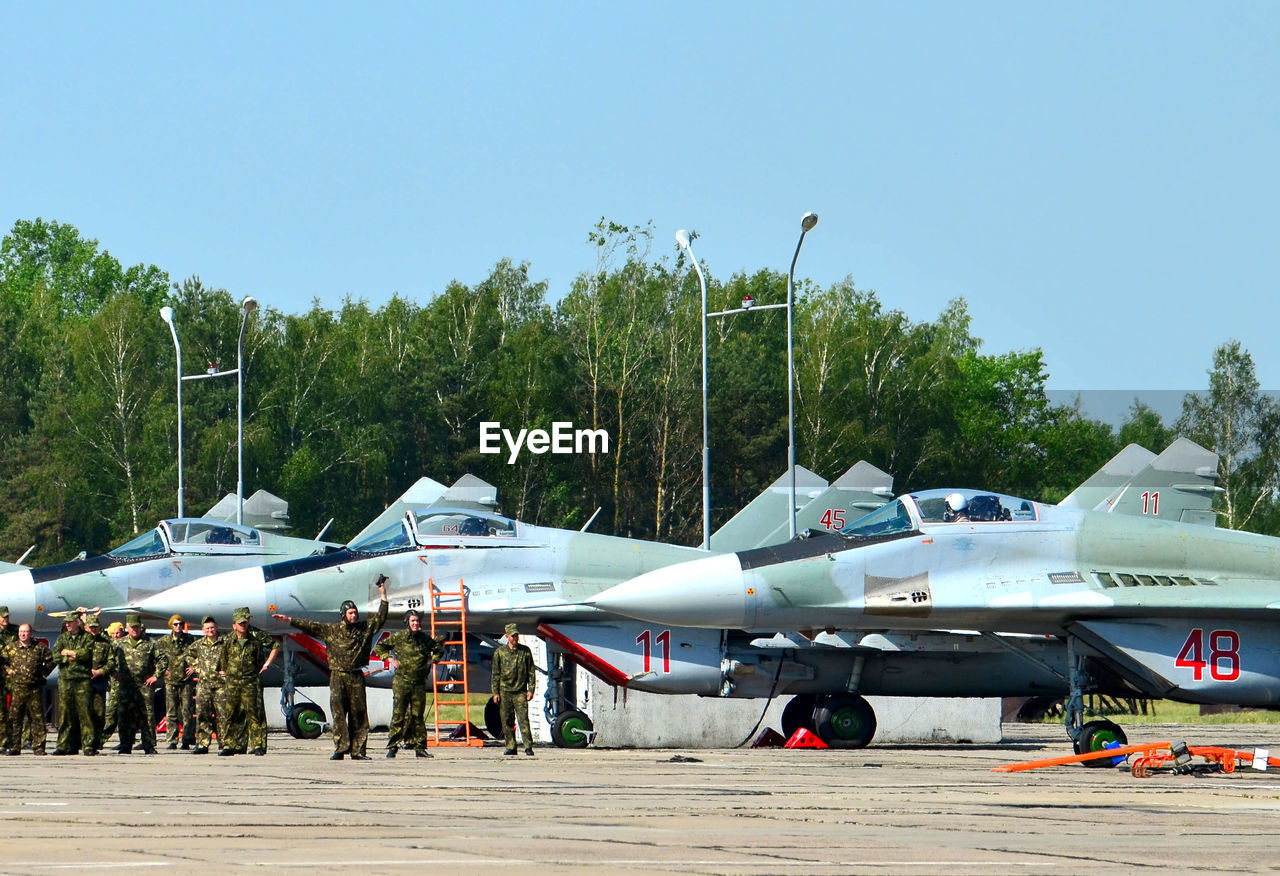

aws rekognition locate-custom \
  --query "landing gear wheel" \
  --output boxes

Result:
[483,698,504,739]
[1074,719,1127,767]
[287,704,326,740]
[780,694,819,741]
[550,709,594,748]
[813,694,877,749]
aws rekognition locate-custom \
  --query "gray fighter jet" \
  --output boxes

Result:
[590,441,1255,754]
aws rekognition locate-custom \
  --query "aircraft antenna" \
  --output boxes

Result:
[15,544,35,565]
[580,507,602,532]
[314,518,333,541]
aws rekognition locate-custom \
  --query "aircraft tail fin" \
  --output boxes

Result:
[1099,438,1221,525]
[203,489,293,531]
[710,461,894,552]
[1057,444,1156,509]
[345,474,500,546]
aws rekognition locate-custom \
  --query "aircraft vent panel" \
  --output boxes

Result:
[864,573,932,617]
[1093,571,1215,588]
[1092,572,1119,589]
[1116,573,1138,587]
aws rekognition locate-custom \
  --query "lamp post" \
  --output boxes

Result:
[159,295,259,523]
[786,212,819,539]
[675,230,711,549]
[237,296,258,524]
[678,212,818,549]
[159,306,184,518]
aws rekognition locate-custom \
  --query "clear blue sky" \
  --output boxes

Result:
[4,2,1277,396]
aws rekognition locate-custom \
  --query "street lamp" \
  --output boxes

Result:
[237,296,258,525]
[786,212,818,539]
[675,230,711,549]
[159,306,184,517]
[679,212,818,549]
[159,296,260,524]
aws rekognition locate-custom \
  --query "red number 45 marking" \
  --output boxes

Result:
[820,509,846,530]
[1175,628,1241,681]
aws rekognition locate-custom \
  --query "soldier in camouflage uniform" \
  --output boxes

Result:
[184,615,226,754]
[114,613,160,754]
[52,612,98,755]
[274,575,388,760]
[83,613,116,749]
[102,622,126,744]
[4,623,53,754]
[0,607,16,737]
[217,607,279,756]
[491,623,536,756]
[156,614,196,749]
[373,609,444,758]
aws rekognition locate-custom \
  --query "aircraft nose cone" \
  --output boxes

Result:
[138,566,268,623]
[590,552,747,628]
[0,570,37,623]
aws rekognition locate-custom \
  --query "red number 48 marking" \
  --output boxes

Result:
[1175,628,1240,681]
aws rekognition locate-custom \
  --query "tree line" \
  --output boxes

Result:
[1,217,1275,564]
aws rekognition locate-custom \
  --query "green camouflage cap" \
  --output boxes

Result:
[504,623,518,637]
[232,607,251,623]
[63,611,82,625]
[202,615,216,625]
[125,612,143,627]
[83,613,100,628]
[0,606,9,618]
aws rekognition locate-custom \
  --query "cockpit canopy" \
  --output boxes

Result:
[108,519,263,560]
[346,508,518,555]
[839,488,1041,538]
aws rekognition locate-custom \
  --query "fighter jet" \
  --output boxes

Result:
[0,492,335,629]
[589,442,1260,755]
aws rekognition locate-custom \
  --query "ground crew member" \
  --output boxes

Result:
[115,613,160,754]
[84,613,115,749]
[274,575,388,760]
[102,622,126,744]
[373,609,444,758]
[217,607,279,756]
[491,623,536,756]
[185,615,226,754]
[4,623,54,754]
[156,614,196,749]
[0,607,16,737]
[52,612,97,755]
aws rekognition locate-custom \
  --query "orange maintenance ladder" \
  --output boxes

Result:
[426,577,484,747]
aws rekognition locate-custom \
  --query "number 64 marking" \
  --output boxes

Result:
[1175,628,1240,681]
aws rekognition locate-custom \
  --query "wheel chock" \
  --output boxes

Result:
[447,721,489,740]
[752,728,787,748]
[784,728,829,749]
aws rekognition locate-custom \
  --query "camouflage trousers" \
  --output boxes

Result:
[113,684,157,751]
[220,676,266,753]
[6,684,46,753]
[498,690,532,753]
[103,679,121,739]
[193,682,226,750]
[57,677,97,753]
[0,683,8,740]
[386,678,427,750]
[329,670,369,756]
[164,681,196,745]
[90,677,108,743]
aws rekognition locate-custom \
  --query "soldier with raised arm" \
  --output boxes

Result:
[274,575,388,760]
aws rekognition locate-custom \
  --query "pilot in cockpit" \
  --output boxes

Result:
[458,517,489,537]
[943,493,970,523]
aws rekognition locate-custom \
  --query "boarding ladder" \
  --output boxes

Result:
[427,578,484,747]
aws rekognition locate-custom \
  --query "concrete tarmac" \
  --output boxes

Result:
[2,723,1279,874]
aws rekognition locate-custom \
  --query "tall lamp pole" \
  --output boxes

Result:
[786,212,819,539]
[159,307,184,518]
[236,296,258,524]
[675,230,711,549]
[159,295,259,523]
